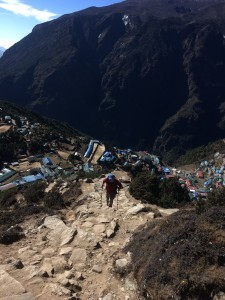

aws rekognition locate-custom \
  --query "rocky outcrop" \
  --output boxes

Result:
[1,0,225,160]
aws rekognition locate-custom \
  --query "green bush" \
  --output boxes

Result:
[43,189,64,209]
[195,196,207,214]
[193,188,225,214]
[159,178,189,208]
[24,181,46,203]
[130,173,189,208]
[207,188,225,208]
[0,188,17,208]
[129,173,160,204]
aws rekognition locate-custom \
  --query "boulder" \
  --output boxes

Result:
[82,221,94,228]
[120,176,131,183]
[69,248,87,269]
[158,208,179,217]
[214,292,225,300]
[13,260,24,269]
[65,210,75,222]
[56,271,73,281]
[110,220,118,231]
[59,278,70,287]
[93,224,106,234]
[44,216,64,230]
[22,265,39,280]
[39,260,54,277]
[51,256,68,273]
[102,293,113,300]
[115,258,130,274]
[125,277,137,291]
[126,204,146,216]
[44,216,76,246]
[115,258,129,269]
[59,247,73,256]
[30,255,43,265]
[61,227,77,246]
[106,229,115,238]
[147,212,155,220]
[40,283,71,297]
[0,226,24,245]
[92,265,102,273]
[75,272,84,280]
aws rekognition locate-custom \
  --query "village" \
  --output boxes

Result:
[1,104,225,202]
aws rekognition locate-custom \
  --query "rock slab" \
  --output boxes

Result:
[0,270,26,298]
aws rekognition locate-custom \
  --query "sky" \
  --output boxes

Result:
[0,0,123,48]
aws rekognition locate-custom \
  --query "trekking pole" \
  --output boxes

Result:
[100,189,103,208]
[117,190,119,210]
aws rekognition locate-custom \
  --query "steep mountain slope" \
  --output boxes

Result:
[0,0,225,161]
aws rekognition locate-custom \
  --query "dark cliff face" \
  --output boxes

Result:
[1,0,225,161]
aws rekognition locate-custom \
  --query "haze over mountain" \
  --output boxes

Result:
[0,47,5,58]
[0,0,225,161]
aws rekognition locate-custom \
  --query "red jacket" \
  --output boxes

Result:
[102,178,123,193]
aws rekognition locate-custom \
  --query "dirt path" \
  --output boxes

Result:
[0,172,174,299]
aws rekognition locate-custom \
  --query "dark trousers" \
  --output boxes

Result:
[106,191,116,207]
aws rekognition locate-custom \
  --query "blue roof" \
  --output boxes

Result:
[22,173,44,183]
[42,157,53,165]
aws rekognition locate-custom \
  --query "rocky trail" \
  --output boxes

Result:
[0,171,176,300]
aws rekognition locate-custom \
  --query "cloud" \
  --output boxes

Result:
[0,0,58,22]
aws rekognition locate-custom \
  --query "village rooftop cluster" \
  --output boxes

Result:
[0,106,224,200]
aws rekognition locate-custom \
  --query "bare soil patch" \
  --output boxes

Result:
[57,150,70,160]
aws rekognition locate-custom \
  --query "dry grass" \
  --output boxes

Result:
[124,207,225,299]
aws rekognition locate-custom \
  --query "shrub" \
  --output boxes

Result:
[129,173,160,204]
[193,188,225,215]
[130,173,189,208]
[24,181,46,203]
[194,196,207,214]
[43,189,64,209]
[0,187,17,208]
[159,178,189,208]
[0,225,25,245]
[207,187,225,208]
[124,207,225,299]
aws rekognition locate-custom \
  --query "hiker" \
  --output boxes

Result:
[101,173,123,207]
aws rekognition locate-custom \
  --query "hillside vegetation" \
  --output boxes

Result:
[125,206,225,299]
